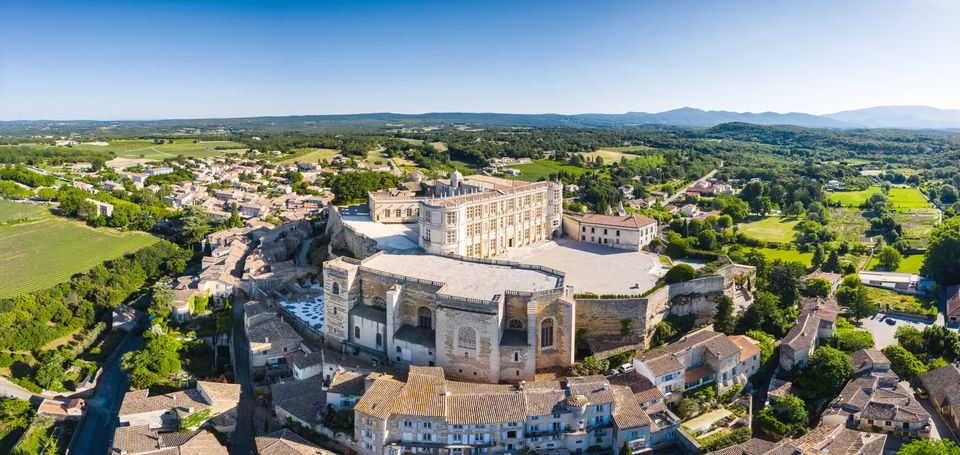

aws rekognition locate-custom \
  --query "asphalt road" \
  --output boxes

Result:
[67,327,144,455]
[231,296,255,455]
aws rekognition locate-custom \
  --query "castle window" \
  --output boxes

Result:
[418,307,433,330]
[332,282,340,295]
[541,319,554,348]
[458,327,477,350]
[376,333,383,347]
[354,326,360,339]
[508,319,524,330]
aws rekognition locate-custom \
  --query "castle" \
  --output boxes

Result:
[323,252,575,383]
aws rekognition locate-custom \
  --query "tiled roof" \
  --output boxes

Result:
[611,385,652,430]
[248,317,303,344]
[111,427,227,455]
[354,375,405,420]
[581,213,656,229]
[255,428,334,454]
[782,312,819,351]
[271,375,326,424]
[119,389,210,417]
[197,381,240,404]
[920,363,960,409]
[391,366,447,417]
[328,367,368,396]
[947,286,960,317]
[824,372,928,424]
[728,335,760,362]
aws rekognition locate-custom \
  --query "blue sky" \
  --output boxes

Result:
[1,0,958,120]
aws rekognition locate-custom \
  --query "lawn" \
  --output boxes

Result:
[827,187,882,207]
[888,187,931,210]
[737,216,799,244]
[504,159,588,182]
[866,287,937,317]
[867,254,924,274]
[0,211,158,298]
[278,148,340,164]
[578,150,632,162]
[753,247,812,267]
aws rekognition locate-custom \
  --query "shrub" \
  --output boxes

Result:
[664,264,697,284]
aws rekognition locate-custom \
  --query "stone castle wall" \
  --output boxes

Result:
[326,206,380,259]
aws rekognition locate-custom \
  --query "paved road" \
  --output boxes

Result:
[67,327,145,455]
[665,167,720,204]
[0,377,40,402]
[861,313,936,349]
[231,296,255,455]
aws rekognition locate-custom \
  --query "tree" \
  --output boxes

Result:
[836,284,877,321]
[800,346,851,399]
[620,441,631,455]
[877,246,903,271]
[719,196,750,221]
[784,200,805,217]
[713,295,735,335]
[804,277,831,298]
[717,214,733,230]
[0,398,33,433]
[812,244,825,269]
[882,345,928,380]
[148,283,175,321]
[897,439,960,455]
[923,216,960,286]
[773,394,807,425]
[940,184,959,204]
[697,229,717,251]
[227,202,243,228]
[894,326,925,354]
[823,249,841,273]
[746,330,775,364]
[663,264,697,284]
[749,196,774,216]
[177,204,210,248]
[764,260,806,308]
[737,291,788,337]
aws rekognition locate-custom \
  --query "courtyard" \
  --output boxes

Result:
[495,237,664,295]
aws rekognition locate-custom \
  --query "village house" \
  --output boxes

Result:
[110,427,227,455]
[116,381,240,435]
[919,363,960,435]
[572,212,658,251]
[352,366,666,455]
[256,429,336,455]
[779,297,838,371]
[946,286,960,325]
[632,329,761,400]
[712,423,886,455]
[821,349,930,439]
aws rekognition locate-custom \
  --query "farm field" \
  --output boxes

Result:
[867,254,924,274]
[0,204,158,298]
[888,187,932,210]
[504,159,588,182]
[598,145,657,153]
[278,148,339,164]
[752,247,813,267]
[0,199,47,223]
[737,216,799,243]
[827,208,870,244]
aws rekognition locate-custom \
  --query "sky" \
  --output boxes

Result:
[1,0,959,120]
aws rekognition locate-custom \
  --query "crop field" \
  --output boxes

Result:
[753,247,812,267]
[866,287,937,317]
[867,254,924,274]
[827,208,871,244]
[504,159,589,182]
[599,145,658,153]
[0,199,48,224]
[278,148,340,164]
[577,150,632,162]
[0,204,158,298]
[737,216,799,244]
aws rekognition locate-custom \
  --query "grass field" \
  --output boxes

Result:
[0,199,47,224]
[504,159,588,182]
[278,148,340,164]
[753,247,812,267]
[49,139,247,160]
[827,187,882,207]
[0,204,158,298]
[598,145,658,153]
[738,216,799,243]
[888,188,932,210]
[867,254,925,274]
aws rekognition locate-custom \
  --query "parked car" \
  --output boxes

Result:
[885,318,896,326]
[619,363,635,373]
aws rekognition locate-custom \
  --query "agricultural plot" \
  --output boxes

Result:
[888,187,932,210]
[737,216,799,244]
[278,148,340,164]
[827,208,870,244]
[0,206,158,298]
[504,159,588,182]
[0,199,47,224]
[866,287,937,317]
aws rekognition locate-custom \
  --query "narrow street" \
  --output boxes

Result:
[664,164,721,204]
[231,296,255,455]
[67,326,145,455]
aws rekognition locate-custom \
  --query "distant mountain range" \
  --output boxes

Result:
[2,106,960,135]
